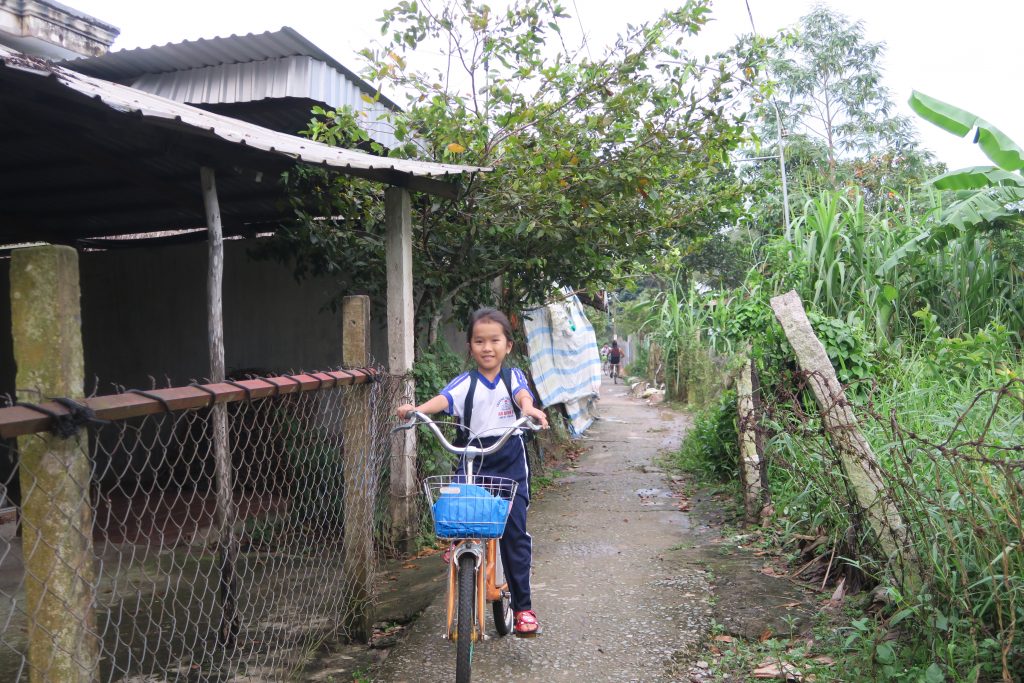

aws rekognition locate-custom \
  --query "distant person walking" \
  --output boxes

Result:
[600,343,611,374]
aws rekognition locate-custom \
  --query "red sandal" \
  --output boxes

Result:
[514,610,540,636]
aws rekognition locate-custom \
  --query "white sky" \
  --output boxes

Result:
[69,0,1024,171]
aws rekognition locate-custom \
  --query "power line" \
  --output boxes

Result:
[570,0,592,60]
[744,0,790,232]
[744,0,758,35]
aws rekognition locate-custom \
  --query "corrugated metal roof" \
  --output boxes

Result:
[2,45,485,178]
[0,46,488,243]
[128,55,402,149]
[62,26,400,110]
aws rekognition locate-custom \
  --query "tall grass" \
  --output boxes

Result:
[643,189,1024,679]
[773,190,1024,344]
[760,354,1024,680]
[630,279,726,404]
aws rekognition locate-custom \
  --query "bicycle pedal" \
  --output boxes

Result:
[514,624,543,638]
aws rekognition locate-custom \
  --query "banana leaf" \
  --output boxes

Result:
[910,91,1024,171]
[928,185,1024,245]
[931,166,1024,191]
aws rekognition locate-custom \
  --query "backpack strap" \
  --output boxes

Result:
[502,367,536,446]
[501,367,523,420]
[457,368,528,446]
[455,372,479,447]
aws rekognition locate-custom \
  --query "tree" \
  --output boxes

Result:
[261,0,760,344]
[738,5,940,240]
[771,6,915,176]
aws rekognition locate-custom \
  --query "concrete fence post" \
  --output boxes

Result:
[10,245,99,682]
[736,356,764,525]
[385,187,418,553]
[341,295,375,641]
[769,290,918,587]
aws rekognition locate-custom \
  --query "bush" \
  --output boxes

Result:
[674,389,738,483]
[625,340,649,378]
[411,340,468,478]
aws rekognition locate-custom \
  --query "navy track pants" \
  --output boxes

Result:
[457,434,533,612]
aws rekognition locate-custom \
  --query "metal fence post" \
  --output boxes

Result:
[341,295,374,641]
[10,245,98,682]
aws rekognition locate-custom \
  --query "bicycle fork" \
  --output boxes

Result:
[445,539,506,641]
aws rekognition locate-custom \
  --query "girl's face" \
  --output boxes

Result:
[469,319,512,374]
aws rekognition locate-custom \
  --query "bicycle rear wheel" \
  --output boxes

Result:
[456,554,476,683]
[492,543,513,636]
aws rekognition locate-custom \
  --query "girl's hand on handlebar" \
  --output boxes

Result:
[524,406,548,429]
[396,404,416,421]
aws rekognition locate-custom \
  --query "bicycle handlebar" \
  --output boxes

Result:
[395,410,540,457]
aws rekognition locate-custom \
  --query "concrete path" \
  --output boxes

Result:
[374,377,713,682]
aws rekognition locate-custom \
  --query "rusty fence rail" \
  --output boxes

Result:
[0,367,406,682]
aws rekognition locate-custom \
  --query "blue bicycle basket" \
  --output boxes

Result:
[429,480,513,539]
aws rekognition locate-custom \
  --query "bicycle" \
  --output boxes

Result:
[609,362,621,384]
[395,410,541,683]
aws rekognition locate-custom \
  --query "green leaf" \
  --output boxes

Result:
[932,185,1024,239]
[910,91,1024,171]
[931,166,1024,190]
[909,91,976,137]
[925,663,945,683]
[975,122,1024,171]
[874,642,896,665]
[875,232,928,276]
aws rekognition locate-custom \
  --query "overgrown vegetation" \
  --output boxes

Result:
[619,8,1022,680]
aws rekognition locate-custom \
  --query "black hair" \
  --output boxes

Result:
[466,307,514,343]
[611,340,619,348]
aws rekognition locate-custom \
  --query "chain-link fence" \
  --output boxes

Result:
[0,368,407,682]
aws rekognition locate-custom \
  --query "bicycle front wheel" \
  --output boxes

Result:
[456,554,476,683]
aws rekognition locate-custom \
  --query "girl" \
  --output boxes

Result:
[396,307,548,635]
[607,339,622,382]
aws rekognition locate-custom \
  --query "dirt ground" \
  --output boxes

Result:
[317,375,820,683]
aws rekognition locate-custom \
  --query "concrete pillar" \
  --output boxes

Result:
[737,357,763,525]
[385,187,417,553]
[770,290,918,587]
[10,245,98,682]
[341,295,374,640]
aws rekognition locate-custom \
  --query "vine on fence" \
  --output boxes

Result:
[751,369,1023,680]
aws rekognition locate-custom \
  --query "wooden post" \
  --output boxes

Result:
[385,187,417,553]
[736,356,763,525]
[769,291,917,584]
[10,245,98,683]
[201,166,239,646]
[341,295,374,640]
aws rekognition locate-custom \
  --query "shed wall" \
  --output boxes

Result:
[0,239,384,397]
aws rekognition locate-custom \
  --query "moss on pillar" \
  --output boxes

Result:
[10,245,98,683]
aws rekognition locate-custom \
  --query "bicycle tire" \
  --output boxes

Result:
[491,541,514,636]
[493,591,513,636]
[456,554,476,683]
